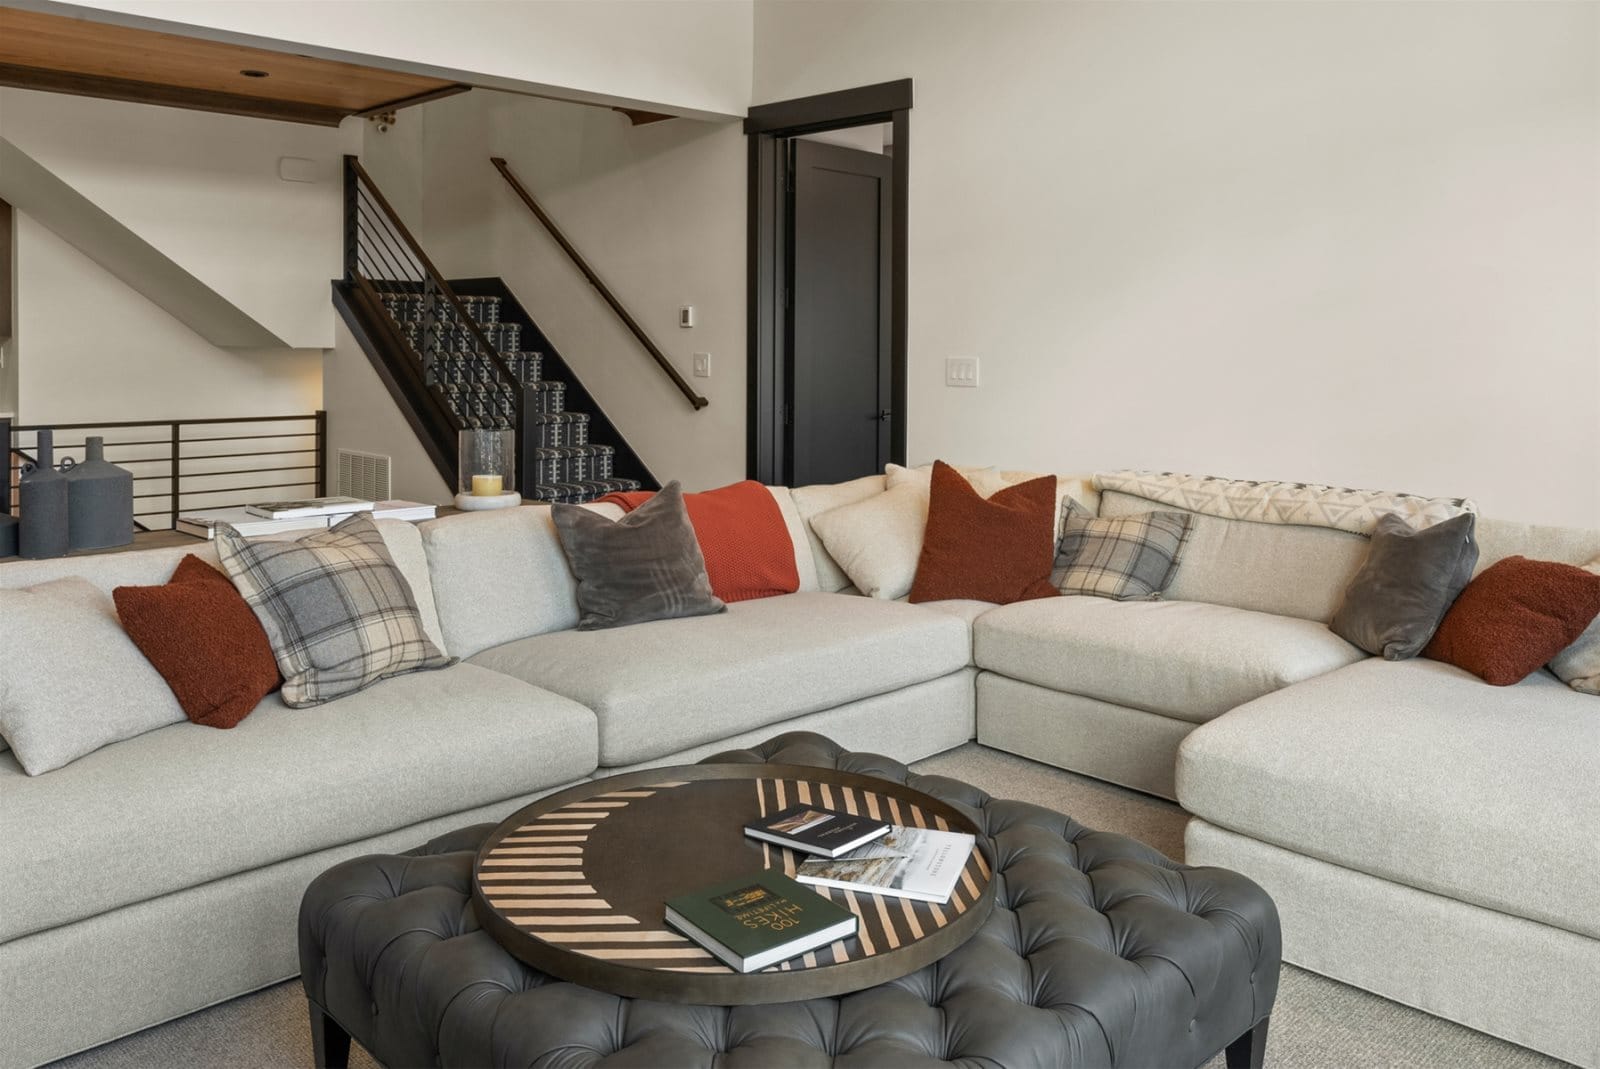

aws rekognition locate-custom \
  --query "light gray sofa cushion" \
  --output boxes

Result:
[420,505,582,658]
[0,519,445,651]
[1177,657,1600,941]
[975,597,1366,722]
[1475,515,1600,573]
[1098,490,1369,621]
[0,578,185,775]
[469,591,970,766]
[0,662,596,943]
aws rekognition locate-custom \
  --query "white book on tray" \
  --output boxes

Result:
[794,825,975,904]
[176,508,331,540]
[244,496,376,520]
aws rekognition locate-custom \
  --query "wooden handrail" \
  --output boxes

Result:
[490,157,709,411]
[345,156,524,399]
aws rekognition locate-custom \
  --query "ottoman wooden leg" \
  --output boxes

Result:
[1224,1016,1269,1069]
[309,1000,351,1069]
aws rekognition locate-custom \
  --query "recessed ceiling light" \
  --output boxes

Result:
[240,69,269,78]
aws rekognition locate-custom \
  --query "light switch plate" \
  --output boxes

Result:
[693,352,711,378]
[679,305,696,328]
[946,357,979,387]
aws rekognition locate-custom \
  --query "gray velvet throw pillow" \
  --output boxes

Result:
[552,482,725,630]
[1331,511,1479,660]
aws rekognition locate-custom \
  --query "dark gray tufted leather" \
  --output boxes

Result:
[300,732,1279,1067]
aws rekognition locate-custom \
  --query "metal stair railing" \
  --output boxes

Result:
[343,155,538,485]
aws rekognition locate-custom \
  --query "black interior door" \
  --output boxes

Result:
[786,138,892,487]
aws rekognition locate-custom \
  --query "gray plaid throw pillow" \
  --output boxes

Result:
[216,513,453,707]
[1054,498,1193,600]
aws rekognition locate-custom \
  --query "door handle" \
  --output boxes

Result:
[871,410,893,422]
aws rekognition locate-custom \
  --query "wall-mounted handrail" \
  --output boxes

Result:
[490,156,709,411]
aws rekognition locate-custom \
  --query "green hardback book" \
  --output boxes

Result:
[663,869,858,973]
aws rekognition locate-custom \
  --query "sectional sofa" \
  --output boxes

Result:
[1,473,1595,1069]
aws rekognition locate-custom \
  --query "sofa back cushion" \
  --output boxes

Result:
[0,519,445,650]
[1475,517,1600,573]
[420,504,590,658]
[1098,490,1369,621]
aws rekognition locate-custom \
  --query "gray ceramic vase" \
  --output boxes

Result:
[19,429,69,559]
[65,436,134,551]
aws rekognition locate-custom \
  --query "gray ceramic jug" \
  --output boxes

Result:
[19,429,69,559]
[65,436,134,550]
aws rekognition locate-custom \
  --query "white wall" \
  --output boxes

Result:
[360,91,748,490]
[41,0,753,119]
[323,316,451,504]
[754,1,1600,528]
[0,88,355,348]
[13,212,322,425]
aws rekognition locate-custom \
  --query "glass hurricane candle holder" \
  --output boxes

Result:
[455,429,520,510]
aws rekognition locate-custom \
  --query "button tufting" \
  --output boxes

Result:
[299,736,1282,1069]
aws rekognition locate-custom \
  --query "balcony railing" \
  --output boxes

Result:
[2,412,326,532]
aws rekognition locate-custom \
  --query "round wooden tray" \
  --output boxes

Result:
[472,763,996,1004]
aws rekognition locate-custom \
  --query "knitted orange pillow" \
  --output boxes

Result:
[597,480,799,603]
[909,461,1060,605]
[1423,555,1600,685]
[114,555,282,728]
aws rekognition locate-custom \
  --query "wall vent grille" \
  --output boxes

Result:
[337,449,391,501]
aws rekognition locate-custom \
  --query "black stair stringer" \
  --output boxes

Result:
[331,279,457,489]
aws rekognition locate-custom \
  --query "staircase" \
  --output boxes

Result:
[333,156,656,504]
[380,289,642,502]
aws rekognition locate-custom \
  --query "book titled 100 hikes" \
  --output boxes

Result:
[744,804,892,858]
[796,826,975,904]
[663,870,857,973]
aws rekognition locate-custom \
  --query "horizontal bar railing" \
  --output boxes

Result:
[2,412,326,534]
[490,156,709,412]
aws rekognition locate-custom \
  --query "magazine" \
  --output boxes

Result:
[795,825,974,904]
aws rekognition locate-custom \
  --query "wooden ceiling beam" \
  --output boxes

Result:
[613,107,676,126]
[355,83,471,119]
[0,62,351,126]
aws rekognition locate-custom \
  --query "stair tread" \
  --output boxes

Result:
[532,443,612,456]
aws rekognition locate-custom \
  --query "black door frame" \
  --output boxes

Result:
[745,79,911,485]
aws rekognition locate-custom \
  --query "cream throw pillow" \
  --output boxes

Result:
[812,464,1008,600]
[790,474,888,592]
[1550,555,1600,695]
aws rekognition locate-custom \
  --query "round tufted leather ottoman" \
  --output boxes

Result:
[299,733,1280,1068]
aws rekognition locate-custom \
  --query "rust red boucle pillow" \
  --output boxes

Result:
[909,461,1060,605]
[1422,555,1600,686]
[114,554,282,728]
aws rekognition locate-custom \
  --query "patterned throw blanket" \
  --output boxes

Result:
[1094,470,1475,536]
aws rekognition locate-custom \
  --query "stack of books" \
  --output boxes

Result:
[660,803,975,972]
[177,497,438,539]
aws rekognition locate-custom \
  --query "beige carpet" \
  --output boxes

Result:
[49,744,1570,1069]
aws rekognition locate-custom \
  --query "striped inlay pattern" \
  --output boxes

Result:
[477,778,990,977]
